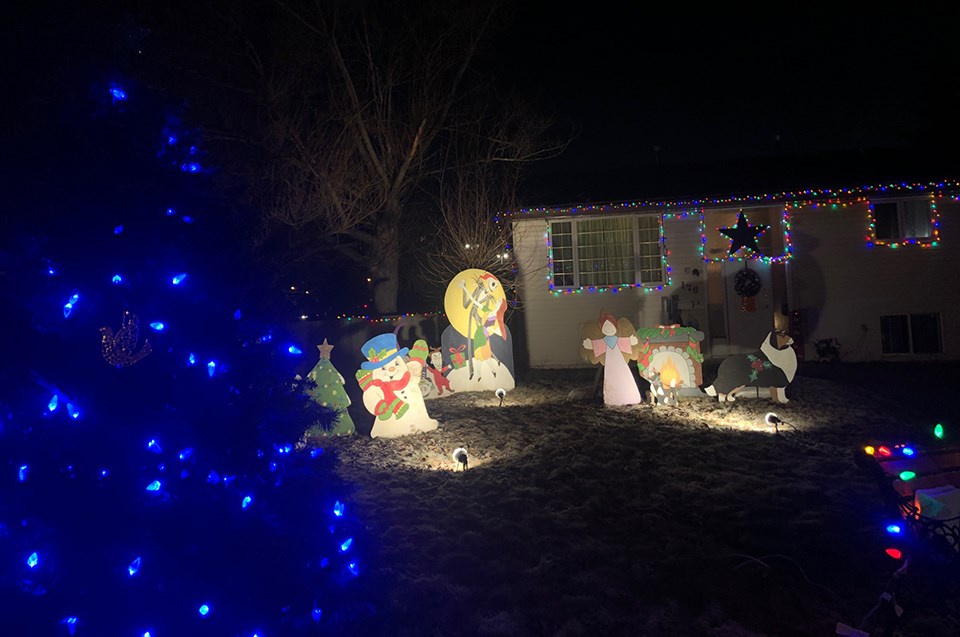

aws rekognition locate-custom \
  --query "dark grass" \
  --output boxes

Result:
[309,361,960,636]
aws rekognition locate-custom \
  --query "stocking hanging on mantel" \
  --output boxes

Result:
[734,266,763,313]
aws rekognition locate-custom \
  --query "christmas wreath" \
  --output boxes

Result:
[734,268,762,297]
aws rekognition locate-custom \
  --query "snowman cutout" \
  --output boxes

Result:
[355,333,439,438]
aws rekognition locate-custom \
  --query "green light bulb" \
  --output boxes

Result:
[899,470,916,481]
[934,423,944,439]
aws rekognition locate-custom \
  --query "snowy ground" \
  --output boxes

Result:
[307,363,960,636]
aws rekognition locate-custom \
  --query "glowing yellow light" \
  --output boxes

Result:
[864,445,875,455]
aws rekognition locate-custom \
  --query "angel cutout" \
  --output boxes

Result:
[580,313,643,406]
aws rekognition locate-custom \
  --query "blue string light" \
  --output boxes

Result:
[145,480,162,492]
[112,274,123,284]
[147,439,162,453]
[198,603,211,617]
[171,273,188,285]
[66,403,80,420]
[18,465,28,482]
[242,495,253,509]
[63,293,79,318]
[48,394,59,412]
[128,557,142,577]
[207,361,216,377]
[109,86,127,101]
[287,345,303,355]
[333,501,345,517]
[339,538,353,553]
[149,321,165,331]
[27,552,39,568]
[178,448,194,461]
[114,225,123,234]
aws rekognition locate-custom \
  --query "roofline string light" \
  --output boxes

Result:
[500,179,960,219]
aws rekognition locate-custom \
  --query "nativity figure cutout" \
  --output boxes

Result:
[355,332,439,438]
[580,313,643,406]
[704,330,797,403]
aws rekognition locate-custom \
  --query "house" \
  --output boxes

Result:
[506,159,960,369]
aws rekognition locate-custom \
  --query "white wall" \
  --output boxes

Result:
[512,215,707,368]
[789,199,959,360]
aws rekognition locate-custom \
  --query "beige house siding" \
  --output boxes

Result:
[513,194,958,367]
[512,215,706,368]
[790,199,959,361]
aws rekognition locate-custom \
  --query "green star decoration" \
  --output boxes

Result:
[719,212,769,256]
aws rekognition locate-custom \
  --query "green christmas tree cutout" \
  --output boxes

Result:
[305,338,355,436]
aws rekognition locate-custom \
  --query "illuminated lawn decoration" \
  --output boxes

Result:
[704,331,797,403]
[356,332,438,438]
[580,313,643,406]
[635,325,705,404]
[422,347,454,398]
[304,339,355,436]
[439,269,515,395]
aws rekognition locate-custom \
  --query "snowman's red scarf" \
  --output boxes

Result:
[357,370,412,419]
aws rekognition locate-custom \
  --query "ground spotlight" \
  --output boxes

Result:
[452,447,468,471]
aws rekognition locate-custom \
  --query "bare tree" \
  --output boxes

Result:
[418,103,563,311]
[249,0,513,314]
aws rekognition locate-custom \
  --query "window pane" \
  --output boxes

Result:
[577,217,635,286]
[636,215,663,284]
[902,200,932,239]
[880,315,910,354]
[873,202,899,240]
[910,313,942,353]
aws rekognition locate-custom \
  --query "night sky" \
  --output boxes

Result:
[492,3,960,181]
[4,2,960,204]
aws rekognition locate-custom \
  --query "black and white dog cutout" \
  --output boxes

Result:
[705,330,797,403]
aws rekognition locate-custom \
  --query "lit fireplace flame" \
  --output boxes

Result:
[658,356,683,388]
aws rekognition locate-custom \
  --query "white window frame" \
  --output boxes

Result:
[870,197,934,243]
[548,214,664,290]
[880,313,943,355]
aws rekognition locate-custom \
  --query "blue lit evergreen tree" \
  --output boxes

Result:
[0,30,373,635]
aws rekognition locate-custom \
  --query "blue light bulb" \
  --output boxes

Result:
[149,322,165,331]
[66,403,80,419]
[128,557,141,576]
[166,207,176,216]
[207,361,216,378]
[145,480,161,492]
[886,524,903,535]
[111,274,123,284]
[233,309,242,320]
[171,273,188,285]
[147,439,162,453]
[27,552,39,568]
[347,561,359,576]
[339,538,353,553]
[333,501,345,517]
[310,448,323,459]
[178,447,194,461]
[114,225,123,234]
[198,604,210,616]
[287,345,303,355]
[63,293,79,318]
[187,353,196,366]
[242,495,253,509]
[48,394,58,411]
[312,607,323,622]
[902,446,915,456]
[109,87,127,101]
[207,470,219,484]
[18,465,28,482]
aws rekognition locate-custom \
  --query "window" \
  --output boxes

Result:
[549,215,663,289]
[880,313,942,354]
[871,198,933,242]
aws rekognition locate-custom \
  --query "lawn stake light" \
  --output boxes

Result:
[765,412,784,433]
[495,387,506,406]
[452,447,468,472]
